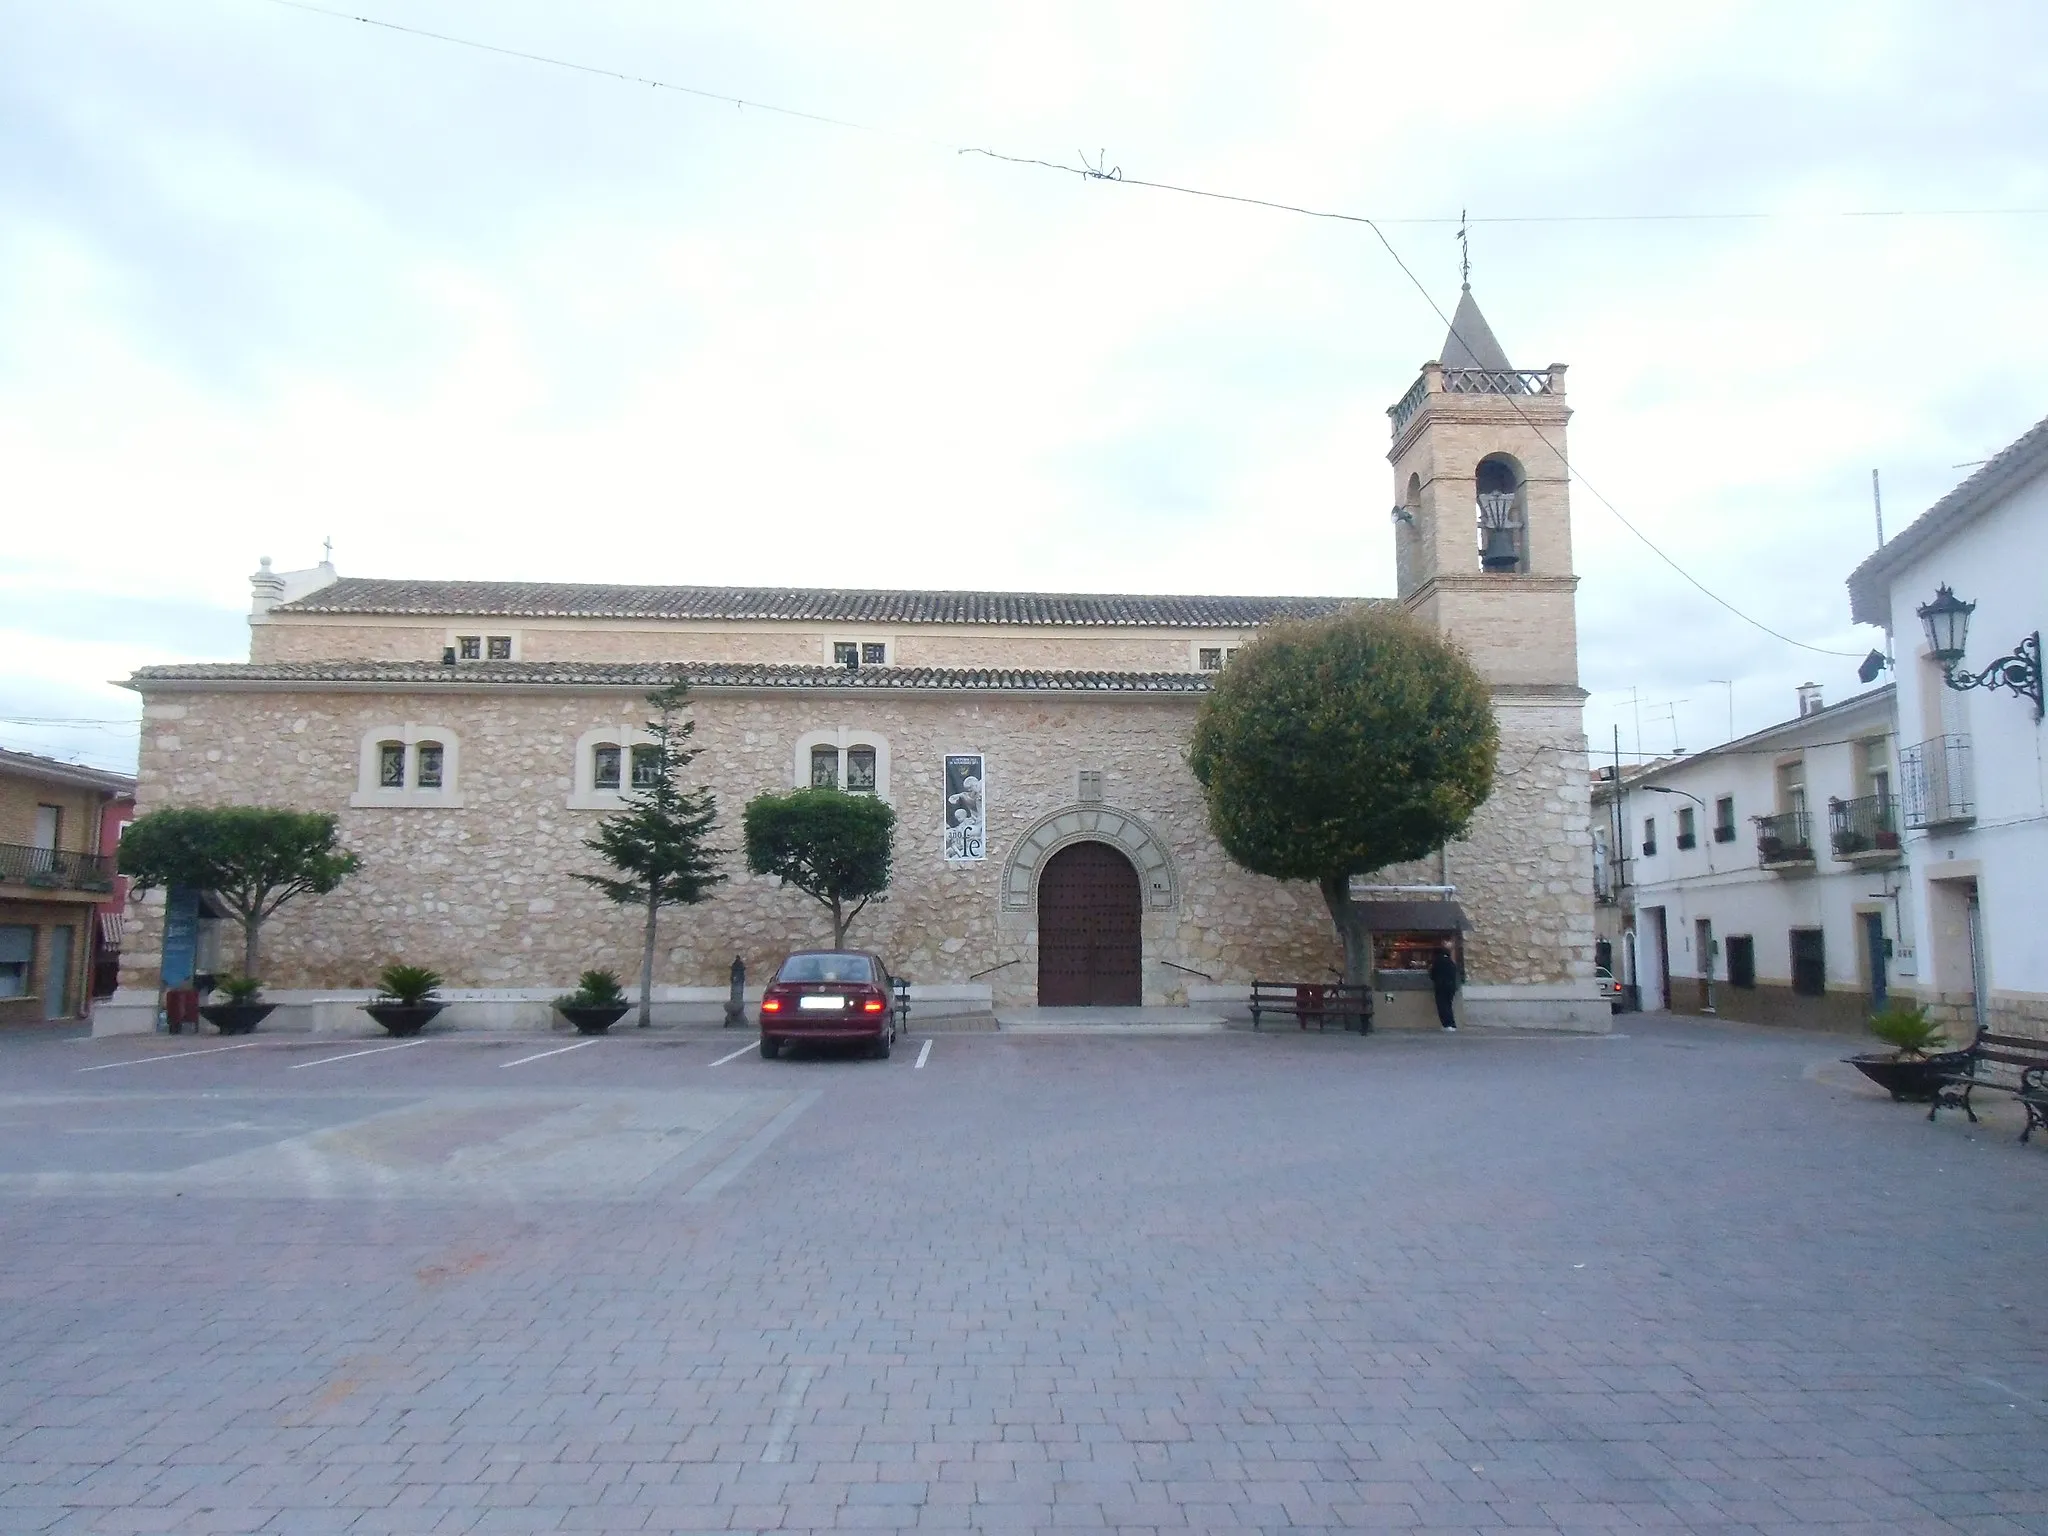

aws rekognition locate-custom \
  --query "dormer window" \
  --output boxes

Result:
[452,633,515,662]
[830,640,889,668]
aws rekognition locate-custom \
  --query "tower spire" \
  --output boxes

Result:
[1457,207,1470,289]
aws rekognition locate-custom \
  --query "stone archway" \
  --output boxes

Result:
[1001,804,1179,914]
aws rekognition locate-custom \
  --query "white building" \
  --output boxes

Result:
[1847,413,2048,1040]
[1616,686,1902,1029]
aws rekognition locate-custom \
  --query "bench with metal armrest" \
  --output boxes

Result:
[1248,980,1372,1033]
[1928,1030,2048,1144]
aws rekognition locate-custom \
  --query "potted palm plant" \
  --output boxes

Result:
[364,964,445,1036]
[554,969,631,1034]
[1845,1003,1968,1101]
[198,974,274,1034]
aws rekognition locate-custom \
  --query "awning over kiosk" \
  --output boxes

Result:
[1356,899,1469,932]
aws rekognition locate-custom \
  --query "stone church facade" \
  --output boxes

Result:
[100,291,1603,1031]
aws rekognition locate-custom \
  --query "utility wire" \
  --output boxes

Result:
[270,1,1882,658]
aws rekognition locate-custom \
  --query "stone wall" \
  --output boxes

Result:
[118,685,1344,1008]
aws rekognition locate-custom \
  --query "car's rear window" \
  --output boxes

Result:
[777,953,877,984]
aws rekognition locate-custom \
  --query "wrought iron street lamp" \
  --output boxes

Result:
[1915,584,2043,721]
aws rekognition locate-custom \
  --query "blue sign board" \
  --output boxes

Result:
[160,886,200,989]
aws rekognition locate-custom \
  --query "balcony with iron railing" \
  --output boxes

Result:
[1829,794,1903,865]
[0,843,116,894]
[1754,810,1816,871]
[1900,734,1974,829]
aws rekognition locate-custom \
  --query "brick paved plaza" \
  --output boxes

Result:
[1,1017,2044,1535]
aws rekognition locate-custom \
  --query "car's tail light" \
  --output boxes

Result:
[761,998,782,1013]
[861,995,885,1013]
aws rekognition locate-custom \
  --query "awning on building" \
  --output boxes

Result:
[1355,899,1469,932]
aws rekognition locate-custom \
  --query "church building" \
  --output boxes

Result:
[100,290,1603,1032]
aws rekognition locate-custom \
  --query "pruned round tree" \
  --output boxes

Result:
[742,788,896,948]
[117,806,362,980]
[1187,607,1498,984]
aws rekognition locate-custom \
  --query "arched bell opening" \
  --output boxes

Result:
[1475,454,1527,574]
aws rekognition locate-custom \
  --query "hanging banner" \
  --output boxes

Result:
[943,754,986,862]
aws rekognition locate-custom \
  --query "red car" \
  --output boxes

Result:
[759,950,899,1059]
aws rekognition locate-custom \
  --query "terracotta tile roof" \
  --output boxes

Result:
[271,578,1360,628]
[126,661,1216,694]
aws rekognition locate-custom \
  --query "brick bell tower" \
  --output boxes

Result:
[1383,284,1602,1029]
[1387,283,1579,690]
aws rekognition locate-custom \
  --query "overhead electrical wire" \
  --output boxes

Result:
[265,0,1930,659]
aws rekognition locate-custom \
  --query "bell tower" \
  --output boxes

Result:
[1387,285,1578,690]
[1380,286,1601,1028]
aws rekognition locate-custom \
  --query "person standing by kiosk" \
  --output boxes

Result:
[1428,947,1460,1032]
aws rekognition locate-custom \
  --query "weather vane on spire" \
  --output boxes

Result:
[1457,208,1471,289]
[323,536,333,564]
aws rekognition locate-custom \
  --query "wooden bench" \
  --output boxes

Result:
[1928,1030,2048,1144]
[1249,981,1373,1033]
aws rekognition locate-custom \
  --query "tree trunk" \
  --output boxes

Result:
[242,914,262,980]
[830,894,847,948]
[638,886,659,1027]
[1319,874,1372,986]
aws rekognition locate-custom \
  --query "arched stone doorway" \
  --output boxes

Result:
[1037,841,1142,1006]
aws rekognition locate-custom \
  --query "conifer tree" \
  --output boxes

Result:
[575,678,726,1026]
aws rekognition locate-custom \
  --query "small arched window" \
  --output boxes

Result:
[354,726,463,808]
[846,746,877,793]
[629,745,662,790]
[592,744,622,790]
[811,744,841,788]
[1475,454,1525,573]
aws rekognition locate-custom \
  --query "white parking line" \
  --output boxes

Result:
[76,1041,263,1073]
[708,1042,756,1067]
[915,1039,932,1069]
[287,1039,427,1070]
[500,1039,597,1069]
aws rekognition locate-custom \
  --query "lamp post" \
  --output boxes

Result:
[1916,585,2043,721]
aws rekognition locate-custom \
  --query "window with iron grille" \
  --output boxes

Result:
[833,643,859,668]
[486,636,512,660]
[415,743,444,789]
[861,643,886,665]
[630,745,662,790]
[378,742,405,788]
[593,745,622,791]
[457,636,481,660]
[811,744,840,788]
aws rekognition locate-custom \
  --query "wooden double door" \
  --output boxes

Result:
[1037,841,1142,1006]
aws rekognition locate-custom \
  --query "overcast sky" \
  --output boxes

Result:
[6,0,2046,774]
